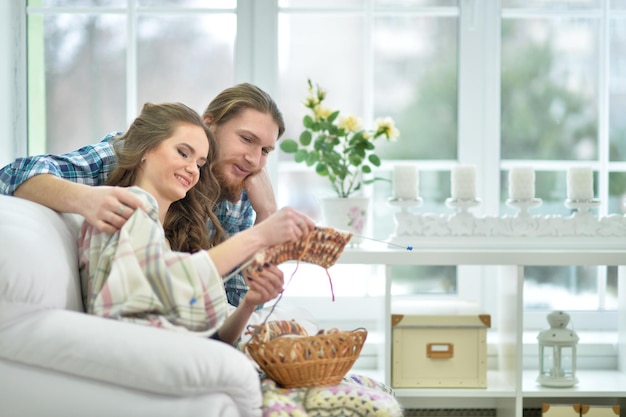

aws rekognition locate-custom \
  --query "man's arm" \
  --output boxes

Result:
[244,168,277,224]
[0,132,143,233]
[15,175,143,234]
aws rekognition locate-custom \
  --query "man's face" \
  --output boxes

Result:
[209,108,279,202]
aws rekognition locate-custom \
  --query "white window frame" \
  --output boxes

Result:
[4,0,618,338]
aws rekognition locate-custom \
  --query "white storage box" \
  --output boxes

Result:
[391,301,490,388]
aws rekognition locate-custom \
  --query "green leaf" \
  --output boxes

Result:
[348,154,363,166]
[280,139,298,153]
[294,149,308,163]
[362,165,372,174]
[305,152,319,166]
[352,145,366,158]
[300,130,312,146]
[328,110,340,123]
[303,115,314,128]
[316,162,329,176]
[368,154,381,166]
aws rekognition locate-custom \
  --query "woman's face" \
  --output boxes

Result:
[136,122,209,205]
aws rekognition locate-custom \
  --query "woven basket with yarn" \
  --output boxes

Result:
[244,321,368,388]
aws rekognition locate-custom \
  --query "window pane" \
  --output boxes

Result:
[612,0,626,9]
[524,266,601,311]
[136,14,235,113]
[501,19,599,160]
[374,15,458,160]
[609,172,626,213]
[32,0,126,6]
[500,169,597,216]
[279,264,385,297]
[391,265,457,296]
[279,0,364,7]
[278,13,365,164]
[33,13,127,154]
[375,0,456,7]
[138,0,235,7]
[502,0,600,9]
[606,267,620,310]
[609,19,626,162]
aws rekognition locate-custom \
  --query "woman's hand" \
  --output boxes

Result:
[254,207,315,247]
[243,264,285,307]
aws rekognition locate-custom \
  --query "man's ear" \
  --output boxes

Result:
[203,114,214,126]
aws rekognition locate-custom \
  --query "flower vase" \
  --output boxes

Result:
[320,197,370,246]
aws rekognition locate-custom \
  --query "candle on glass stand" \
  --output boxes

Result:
[567,167,594,201]
[388,164,422,217]
[392,164,419,200]
[565,167,599,214]
[451,165,476,200]
[509,167,535,200]
[507,166,542,215]
[447,164,480,214]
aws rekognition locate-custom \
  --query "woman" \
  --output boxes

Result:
[78,102,314,345]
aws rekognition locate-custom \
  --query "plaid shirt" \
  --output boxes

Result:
[0,132,255,307]
[78,186,227,335]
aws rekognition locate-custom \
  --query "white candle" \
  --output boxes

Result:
[567,167,594,201]
[509,167,535,200]
[393,165,419,199]
[451,165,476,200]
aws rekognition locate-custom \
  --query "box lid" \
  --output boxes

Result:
[391,299,491,328]
[392,313,491,329]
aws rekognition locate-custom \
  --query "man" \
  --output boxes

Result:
[0,83,284,308]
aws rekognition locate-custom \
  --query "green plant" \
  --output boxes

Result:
[280,79,399,198]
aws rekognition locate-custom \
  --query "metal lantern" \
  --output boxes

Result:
[537,310,579,387]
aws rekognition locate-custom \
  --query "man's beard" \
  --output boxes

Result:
[213,160,246,203]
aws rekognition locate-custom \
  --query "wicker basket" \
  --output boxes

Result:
[245,327,368,388]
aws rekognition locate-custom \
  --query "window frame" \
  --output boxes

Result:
[8,0,618,337]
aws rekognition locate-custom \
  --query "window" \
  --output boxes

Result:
[16,0,619,337]
[26,0,236,154]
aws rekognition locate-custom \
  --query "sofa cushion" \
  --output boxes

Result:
[0,194,83,325]
[0,308,262,416]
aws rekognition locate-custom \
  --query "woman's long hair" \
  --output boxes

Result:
[106,102,225,252]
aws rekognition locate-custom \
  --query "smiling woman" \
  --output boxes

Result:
[78,101,316,346]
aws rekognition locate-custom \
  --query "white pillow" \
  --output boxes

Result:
[0,195,83,325]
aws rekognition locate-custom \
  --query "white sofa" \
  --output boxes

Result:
[0,194,268,417]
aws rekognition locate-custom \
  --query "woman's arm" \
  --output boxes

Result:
[206,206,315,276]
[214,265,284,344]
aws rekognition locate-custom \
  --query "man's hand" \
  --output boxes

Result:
[14,174,143,234]
[244,168,277,223]
[77,186,145,234]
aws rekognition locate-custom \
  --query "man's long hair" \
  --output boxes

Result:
[202,82,285,139]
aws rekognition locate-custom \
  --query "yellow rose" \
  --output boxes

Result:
[375,117,399,141]
[338,115,363,133]
[305,96,320,108]
[314,105,332,120]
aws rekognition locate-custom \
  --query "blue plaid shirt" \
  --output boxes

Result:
[0,132,255,307]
